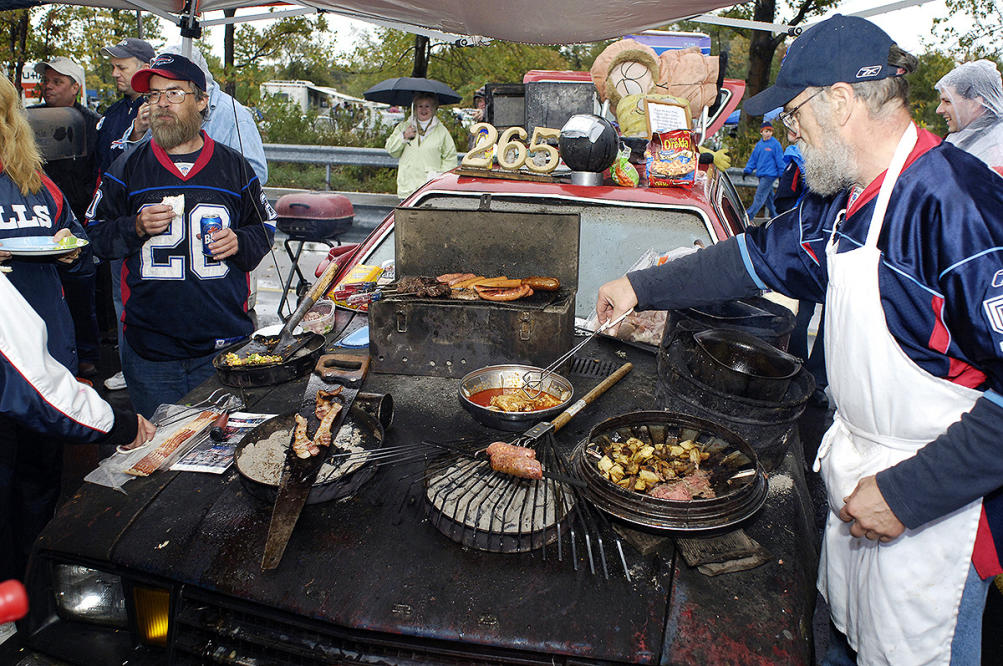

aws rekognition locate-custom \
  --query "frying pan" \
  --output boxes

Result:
[233,399,384,505]
[212,332,325,388]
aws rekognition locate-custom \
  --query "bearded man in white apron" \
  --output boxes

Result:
[596,15,1003,665]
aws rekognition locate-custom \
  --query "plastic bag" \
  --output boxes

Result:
[84,398,240,492]
[611,144,639,187]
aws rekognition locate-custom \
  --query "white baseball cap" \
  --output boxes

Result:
[34,57,85,91]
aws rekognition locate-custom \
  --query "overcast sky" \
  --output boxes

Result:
[157,0,966,64]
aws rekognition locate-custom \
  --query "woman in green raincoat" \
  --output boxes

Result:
[384,92,457,199]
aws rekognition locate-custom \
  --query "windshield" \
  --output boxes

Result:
[359,193,714,320]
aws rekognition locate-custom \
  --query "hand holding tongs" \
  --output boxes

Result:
[521,308,634,399]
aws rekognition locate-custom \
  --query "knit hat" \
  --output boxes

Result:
[761,120,773,130]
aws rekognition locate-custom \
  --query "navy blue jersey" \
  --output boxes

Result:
[86,132,276,361]
[0,171,86,372]
[739,129,1003,396]
[96,95,145,174]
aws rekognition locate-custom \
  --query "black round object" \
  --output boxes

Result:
[212,333,325,388]
[656,328,814,471]
[233,403,382,505]
[664,296,796,351]
[558,114,619,173]
[576,411,768,535]
[690,328,800,402]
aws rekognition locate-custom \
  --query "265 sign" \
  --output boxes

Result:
[461,123,561,173]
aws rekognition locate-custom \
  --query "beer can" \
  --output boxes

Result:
[200,215,222,258]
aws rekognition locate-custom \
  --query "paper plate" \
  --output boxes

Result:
[0,235,89,256]
[336,326,369,348]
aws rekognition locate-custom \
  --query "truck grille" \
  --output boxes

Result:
[170,589,605,665]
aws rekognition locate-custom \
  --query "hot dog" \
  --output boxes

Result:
[521,276,560,291]
[474,284,533,301]
[486,441,536,459]
[490,453,543,480]
[446,273,477,286]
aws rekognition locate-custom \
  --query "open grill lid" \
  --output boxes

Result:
[393,207,580,292]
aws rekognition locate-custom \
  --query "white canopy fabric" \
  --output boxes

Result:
[18,0,738,44]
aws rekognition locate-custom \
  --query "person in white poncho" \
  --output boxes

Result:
[384,92,457,199]
[936,59,1003,168]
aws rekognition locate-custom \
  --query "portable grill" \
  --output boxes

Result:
[274,192,354,318]
[414,362,635,578]
[369,207,580,377]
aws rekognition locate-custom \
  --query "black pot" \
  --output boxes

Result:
[664,296,796,351]
[689,328,800,402]
[233,400,384,505]
[576,411,768,535]
[656,329,814,471]
[212,333,325,388]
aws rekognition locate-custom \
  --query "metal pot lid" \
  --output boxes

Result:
[576,411,768,534]
[693,328,800,380]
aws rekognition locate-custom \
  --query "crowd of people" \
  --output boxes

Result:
[0,40,272,581]
[4,15,1003,665]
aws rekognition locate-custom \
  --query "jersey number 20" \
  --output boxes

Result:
[139,204,231,280]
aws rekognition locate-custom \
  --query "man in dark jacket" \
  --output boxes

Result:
[30,56,102,377]
[742,120,785,220]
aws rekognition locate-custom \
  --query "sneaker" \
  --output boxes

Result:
[104,371,127,391]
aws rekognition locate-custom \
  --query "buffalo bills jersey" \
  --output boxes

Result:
[86,132,276,360]
[0,171,87,372]
[739,130,1003,396]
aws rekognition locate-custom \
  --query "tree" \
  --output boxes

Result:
[938,0,1002,58]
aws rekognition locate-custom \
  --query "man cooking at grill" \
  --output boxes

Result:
[596,15,1003,665]
[86,54,276,418]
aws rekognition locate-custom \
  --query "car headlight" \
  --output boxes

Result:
[53,564,127,627]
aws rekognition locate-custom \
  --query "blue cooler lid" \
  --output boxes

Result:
[336,325,369,348]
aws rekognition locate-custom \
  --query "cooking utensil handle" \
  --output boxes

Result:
[280,259,341,336]
[550,361,633,432]
[315,351,371,386]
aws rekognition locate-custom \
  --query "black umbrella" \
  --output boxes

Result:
[363,77,462,106]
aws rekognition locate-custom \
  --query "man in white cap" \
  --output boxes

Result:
[30,56,102,379]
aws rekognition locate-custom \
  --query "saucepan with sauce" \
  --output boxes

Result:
[458,364,574,431]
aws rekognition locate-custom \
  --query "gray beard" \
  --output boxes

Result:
[799,134,857,197]
[150,108,202,150]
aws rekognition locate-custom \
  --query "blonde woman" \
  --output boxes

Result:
[384,92,457,199]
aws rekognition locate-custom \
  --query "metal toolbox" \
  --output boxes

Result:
[369,207,580,377]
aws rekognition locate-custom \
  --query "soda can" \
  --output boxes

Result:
[200,215,222,258]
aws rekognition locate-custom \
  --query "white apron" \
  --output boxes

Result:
[813,123,983,665]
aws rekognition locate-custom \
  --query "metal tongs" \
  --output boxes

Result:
[521,309,634,399]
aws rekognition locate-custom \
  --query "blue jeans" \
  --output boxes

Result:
[821,562,992,665]
[111,258,124,354]
[120,335,218,418]
[747,175,777,219]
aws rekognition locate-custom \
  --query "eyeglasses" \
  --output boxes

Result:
[777,88,826,133]
[143,89,195,104]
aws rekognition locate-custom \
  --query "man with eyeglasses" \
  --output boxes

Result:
[85,54,276,418]
[596,14,1003,665]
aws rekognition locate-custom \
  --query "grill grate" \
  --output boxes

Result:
[568,355,618,378]
[169,588,606,665]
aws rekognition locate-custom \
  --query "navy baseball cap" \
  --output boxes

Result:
[744,15,901,116]
[101,37,155,62]
[131,53,206,93]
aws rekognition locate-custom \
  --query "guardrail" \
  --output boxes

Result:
[262,144,760,201]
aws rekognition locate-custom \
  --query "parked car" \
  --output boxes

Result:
[4,78,821,666]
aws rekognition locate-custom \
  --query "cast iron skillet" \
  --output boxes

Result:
[212,332,325,388]
[233,400,384,505]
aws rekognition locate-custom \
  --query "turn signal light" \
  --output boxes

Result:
[133,586,170,646]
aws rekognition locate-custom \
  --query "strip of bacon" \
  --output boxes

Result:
[292,414,315,459]
[126,410,220,476]
[314,387,343,420]
[312,402,343,448]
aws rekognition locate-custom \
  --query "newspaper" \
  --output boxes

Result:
[170,411,276,474]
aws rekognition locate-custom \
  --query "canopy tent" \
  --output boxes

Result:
[0,0,741,44]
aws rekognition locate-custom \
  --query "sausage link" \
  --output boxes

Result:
[486,441,537,459]
[522,276,560,291]
[475,284,532,301]
[490,453,543,480]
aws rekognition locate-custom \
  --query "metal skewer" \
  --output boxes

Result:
[520,309,633,399]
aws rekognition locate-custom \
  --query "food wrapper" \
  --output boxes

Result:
[160,194,184,223]
[584,246,700,347]
[330,264,383,310]
[646,130,697,188]
[611,144,639,187]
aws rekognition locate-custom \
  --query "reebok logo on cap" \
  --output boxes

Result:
[856,66,883,79]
